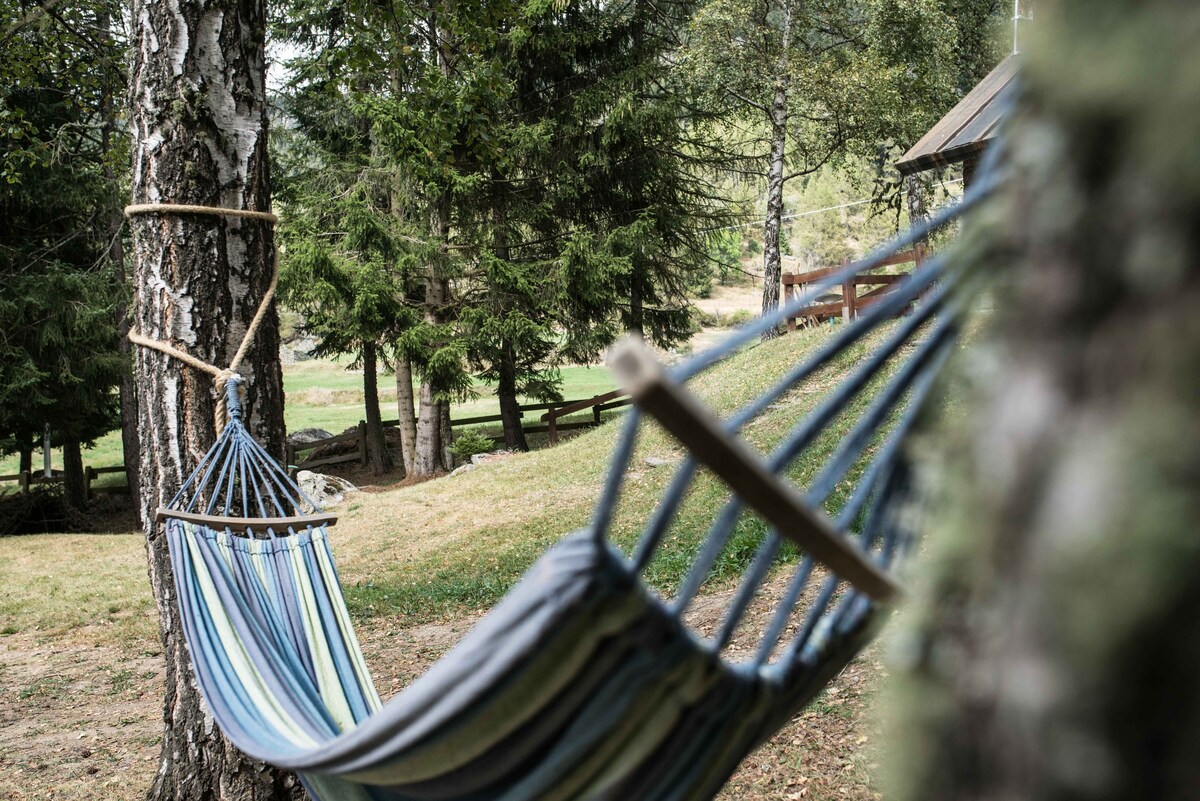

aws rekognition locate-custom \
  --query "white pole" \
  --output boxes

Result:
[1014,0,1021,54]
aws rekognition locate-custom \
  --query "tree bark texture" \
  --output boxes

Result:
[889,4,1200,801]
[497,342,528,452]
[128,0,299,798]
[361,342,392,474]
[394,357,417,475]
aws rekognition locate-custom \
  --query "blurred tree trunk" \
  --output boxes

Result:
[99,5,141,520]
[18,440,31,475]
[891,4,1200,801]
[128,0,299,798]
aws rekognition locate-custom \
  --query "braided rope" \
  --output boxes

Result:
[125,202,278,432]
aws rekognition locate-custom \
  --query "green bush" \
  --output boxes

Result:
[450,429,495,463]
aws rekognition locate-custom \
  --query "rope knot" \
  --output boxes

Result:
[214,371,245,434]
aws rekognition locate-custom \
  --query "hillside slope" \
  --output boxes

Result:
[332,320,903,622]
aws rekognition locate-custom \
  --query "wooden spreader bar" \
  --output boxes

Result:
[610,338,901,603]
[156,508,339,531]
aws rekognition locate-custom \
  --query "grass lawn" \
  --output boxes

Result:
[0,322,915,800]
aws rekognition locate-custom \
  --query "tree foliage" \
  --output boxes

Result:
[682,0,958,329]
[275,0,728,461]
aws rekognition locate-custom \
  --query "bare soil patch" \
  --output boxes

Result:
[692,280,764,319]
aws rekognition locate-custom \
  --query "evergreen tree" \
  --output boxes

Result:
[276,0,729,458]
[0,0,127,510]
[274,95,419,474]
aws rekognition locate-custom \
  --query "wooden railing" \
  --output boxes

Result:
[540,389,632,444]
[0,465,129,498]
[286,391,632,470]
[782,246,925,330]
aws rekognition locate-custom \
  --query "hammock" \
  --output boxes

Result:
[156,172,996,801]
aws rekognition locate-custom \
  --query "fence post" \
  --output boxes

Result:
[783,280,796,333]
[85,466,95,500]
[593,401,602,426]
[357,421,368,465]
[19,470,29,494]
[841,259,856,322]
[547,407,559,445]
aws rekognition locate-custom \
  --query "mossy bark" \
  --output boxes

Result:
[890,4,1200,800]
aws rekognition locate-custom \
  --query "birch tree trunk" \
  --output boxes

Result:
[890,3,1200,800]
[760,0,792,340]
[760,84,788,339]
[128,0,298,797]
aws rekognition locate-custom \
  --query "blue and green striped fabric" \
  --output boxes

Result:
[167,519,874,801]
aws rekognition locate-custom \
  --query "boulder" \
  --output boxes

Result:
[296,470,359,506]
[288,428,334,446]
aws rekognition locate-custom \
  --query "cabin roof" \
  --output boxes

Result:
[895,54,1018,176]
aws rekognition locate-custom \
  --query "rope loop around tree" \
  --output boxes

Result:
[124,202,278,433]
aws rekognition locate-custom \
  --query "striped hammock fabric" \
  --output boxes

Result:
[169,519,826,800]
[159,152,1000,800]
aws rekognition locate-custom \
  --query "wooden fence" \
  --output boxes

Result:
[0,392,634,494]
[0,465,129,498]
[782,246,925,330]
[286,391,632,471]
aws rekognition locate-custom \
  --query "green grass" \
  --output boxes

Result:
[0,533,156,645]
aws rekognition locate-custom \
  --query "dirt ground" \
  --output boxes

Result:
[692,280,764,319]
[0,565,886,801]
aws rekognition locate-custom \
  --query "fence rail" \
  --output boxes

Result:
[782,246,926,330]
[286,391,632,471]
[0,465,129,498]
